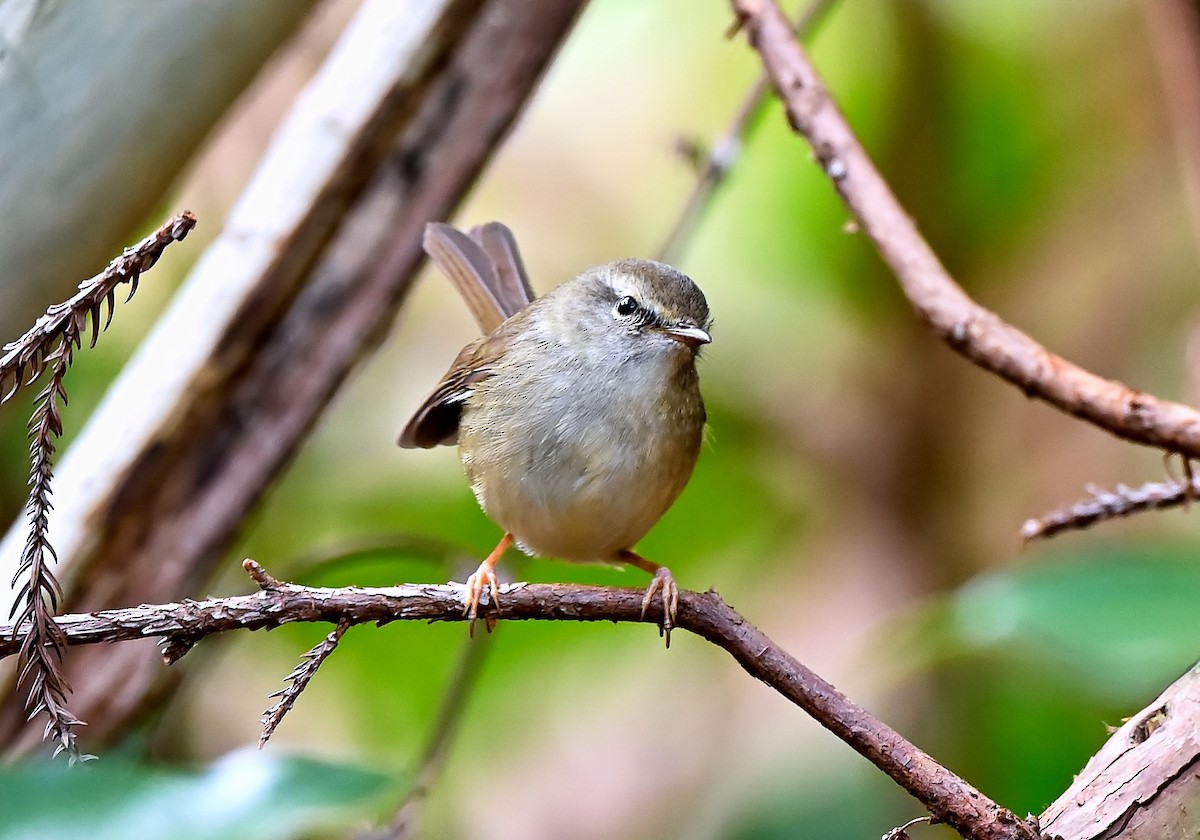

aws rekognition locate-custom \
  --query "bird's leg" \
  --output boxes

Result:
[619,550,679,648]
[464,533,512,632]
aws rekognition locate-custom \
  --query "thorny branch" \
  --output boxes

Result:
[0,212,197,406]
[728,0,1200,461]
[1021,475,1200,541]
[1,210,196,760]
[0,560,1034,840]
[11,345,83,761]
[0,2,1182,835]
[259,618,349,747]
[0,0,585,753]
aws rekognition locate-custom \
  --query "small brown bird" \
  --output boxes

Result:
[400,222,710,642]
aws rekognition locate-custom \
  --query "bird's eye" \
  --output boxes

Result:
[614,296,639,317]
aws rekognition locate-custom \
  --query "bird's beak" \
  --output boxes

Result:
[663,323,712,347]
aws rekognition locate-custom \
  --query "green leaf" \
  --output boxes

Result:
[0,749,390,840]
[886,543,1200,701]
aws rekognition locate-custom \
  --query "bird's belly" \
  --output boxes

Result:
[463,413,700,563]
[484,470,666,561]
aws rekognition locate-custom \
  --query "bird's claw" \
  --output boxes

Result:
[640,566,679,647]
[463,563,501,636]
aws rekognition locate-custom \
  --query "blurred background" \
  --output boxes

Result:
[4,0,1200,837]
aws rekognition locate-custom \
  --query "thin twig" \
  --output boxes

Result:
[727,0,1200,460]
[0,560,1033,840]
[259,619,350,747]
[1021,476,1200,542]
[657,0,839,265]
[884,816,933,840]
[0,211,196,406]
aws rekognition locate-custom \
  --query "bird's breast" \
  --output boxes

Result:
[457,347,703,562]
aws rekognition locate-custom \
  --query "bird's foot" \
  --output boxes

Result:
[641,566,680,647]
[462,533,512,636]
[620,551,679,647]
[463,563,499,618]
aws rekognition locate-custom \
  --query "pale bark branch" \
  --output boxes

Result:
[1040,664,1200,840]
[0,0,585,750]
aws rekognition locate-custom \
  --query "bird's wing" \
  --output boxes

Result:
[402,222,537,448]
[397,337,496,449]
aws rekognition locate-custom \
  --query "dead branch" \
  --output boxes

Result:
[0,0,585,751]
[1021,476,1200,541]
[12,345,79,760]
[1040,663,1200,840]
[728,0,1200,459]
[1,210,195,759]
[0,212,196,405]
[0,560,1033,840]
[258,618,349,747]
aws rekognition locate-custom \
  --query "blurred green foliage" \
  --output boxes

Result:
[2,0,1199,837]
[0,750,389,840]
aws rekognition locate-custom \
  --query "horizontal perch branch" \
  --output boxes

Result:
[0,560,1034,840]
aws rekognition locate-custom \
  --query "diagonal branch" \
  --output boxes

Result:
[728,0,1200,459]
[0,560,1035,840]
[0,212,196,406]
[258,618,350,747]
[656,0,840,265]
[0,0,585,753]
